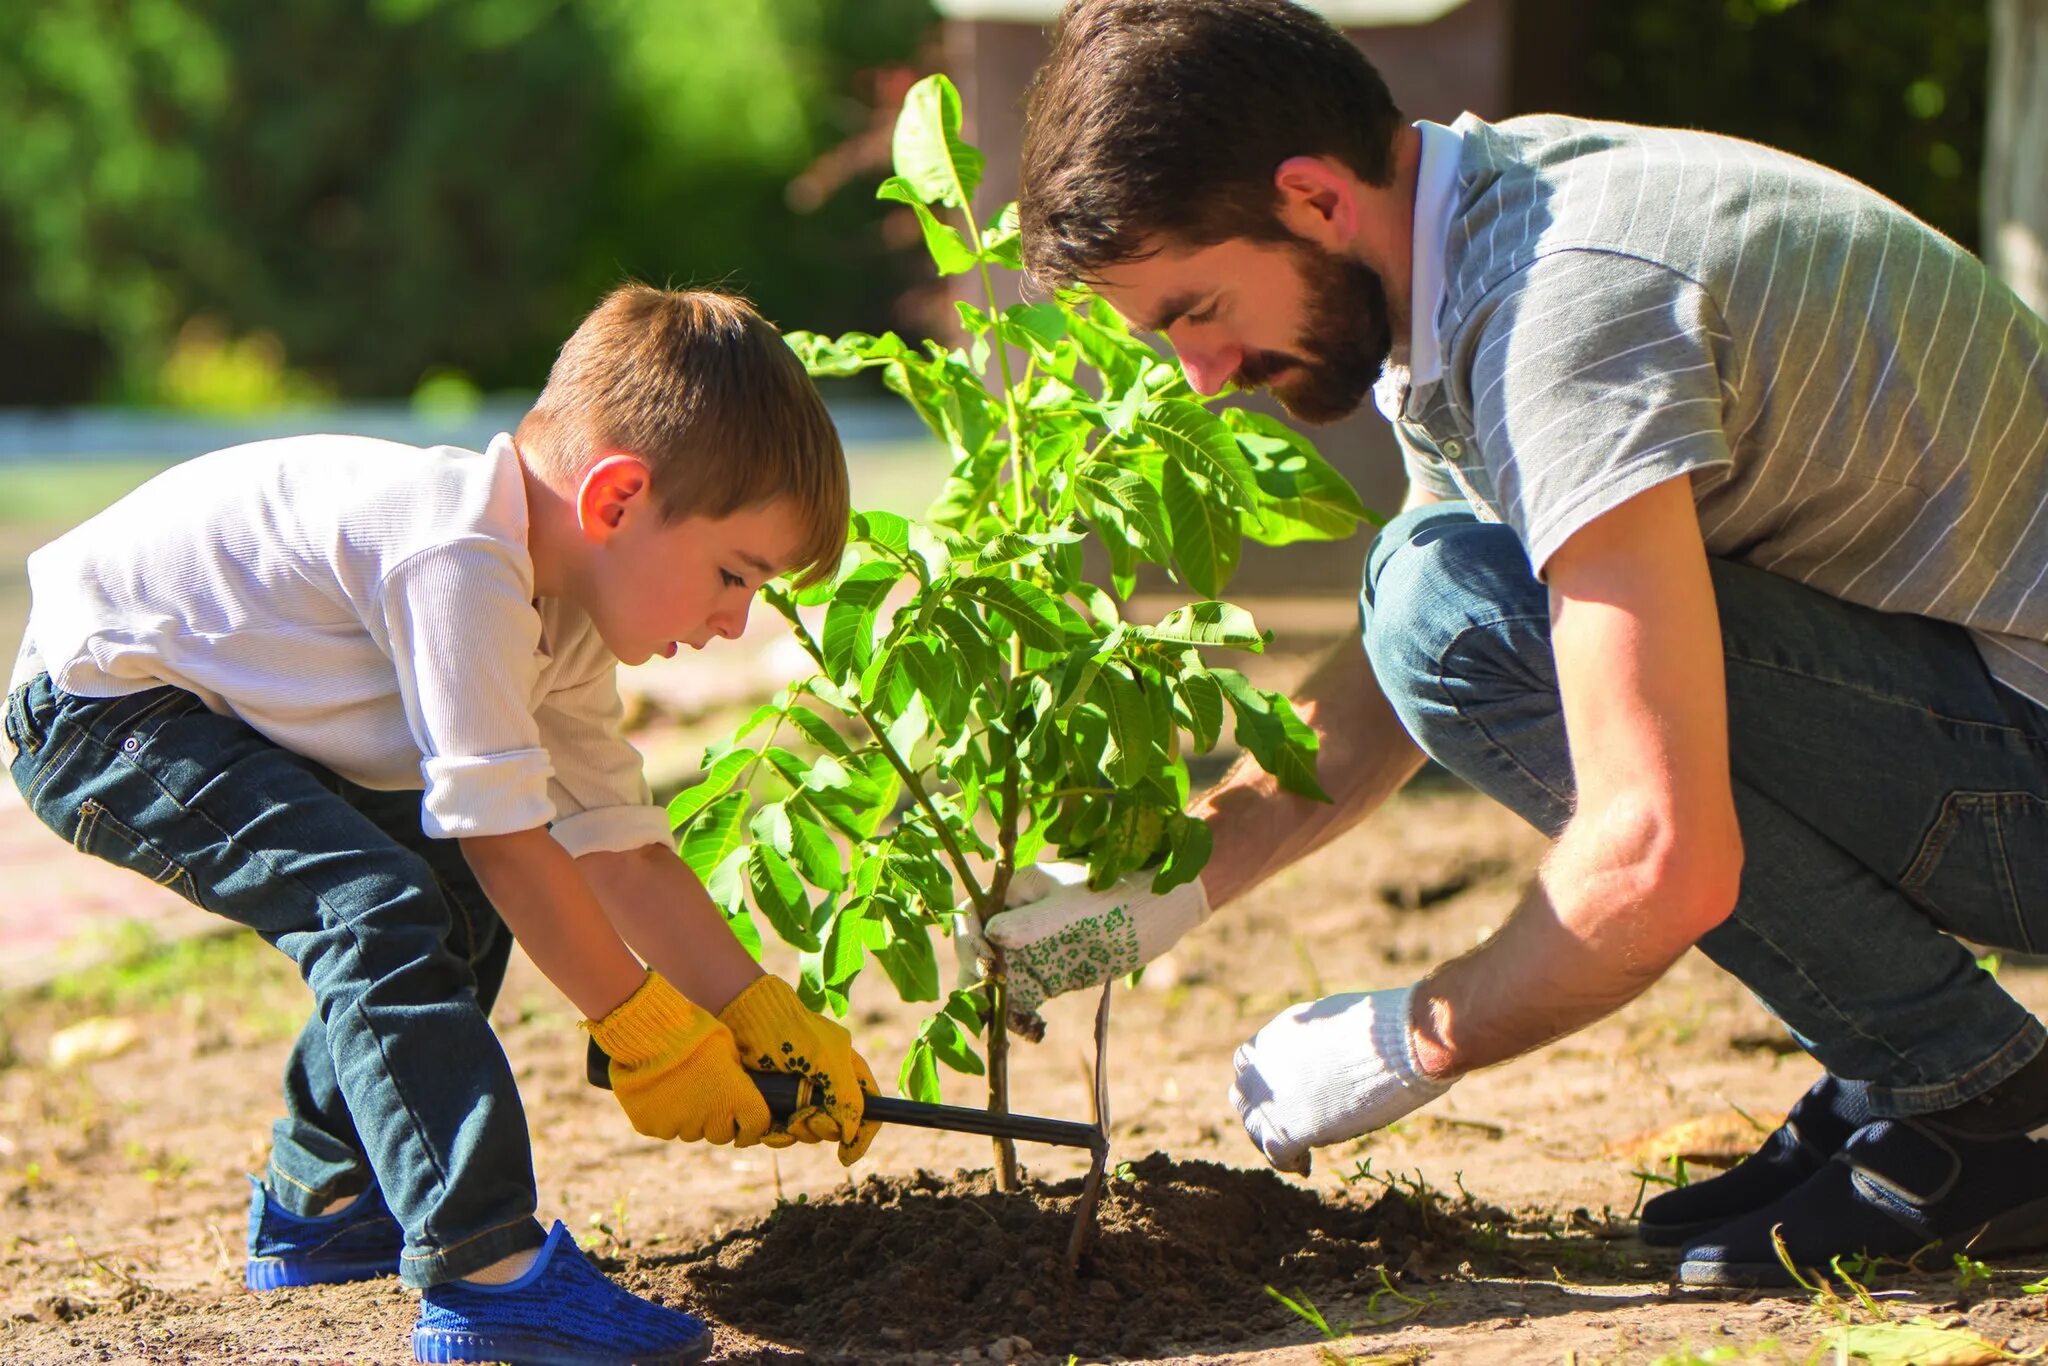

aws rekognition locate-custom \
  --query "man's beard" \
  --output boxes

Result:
[1234,241,1393,426]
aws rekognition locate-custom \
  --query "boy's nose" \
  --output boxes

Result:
[712,598,751,641]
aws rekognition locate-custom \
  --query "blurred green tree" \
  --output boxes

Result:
[0,0,935,404]
[1515,0,1990,252]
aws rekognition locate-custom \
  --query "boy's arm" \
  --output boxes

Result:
[575,843,762,1012]
[460,827,648,1019]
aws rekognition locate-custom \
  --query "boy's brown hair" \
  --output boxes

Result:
[1019,0,1404,293]
[518,284,848,585]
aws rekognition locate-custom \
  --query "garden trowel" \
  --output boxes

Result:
[583,1037,1102,1150]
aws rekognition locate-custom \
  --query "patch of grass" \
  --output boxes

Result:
[33,922,280,1015]
[0,460,176,527]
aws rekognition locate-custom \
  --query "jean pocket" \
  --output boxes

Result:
[1900,791,2048,953]
[72,798,201,905]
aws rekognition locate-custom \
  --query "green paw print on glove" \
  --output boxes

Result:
[1009,905,1142,1016]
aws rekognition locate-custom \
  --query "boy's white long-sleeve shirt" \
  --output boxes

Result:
[9,432,671,856]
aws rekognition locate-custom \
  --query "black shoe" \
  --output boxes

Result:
[1677,1116,2048,1287]
[1637,1074,1869,1248]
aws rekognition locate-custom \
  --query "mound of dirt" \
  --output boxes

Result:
[644,1151,1474,1362]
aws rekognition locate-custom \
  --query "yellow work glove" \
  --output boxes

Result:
[718,974,881,1165]
[582,970,772,1146]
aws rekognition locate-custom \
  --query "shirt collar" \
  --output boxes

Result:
[1405,118,1465,391]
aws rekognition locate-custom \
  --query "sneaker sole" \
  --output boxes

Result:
[246,1255,400,1291]
[411,1326,713,1366]
[1678,1193,2048,1288]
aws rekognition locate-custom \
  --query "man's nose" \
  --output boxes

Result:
[1173,334,1240,395]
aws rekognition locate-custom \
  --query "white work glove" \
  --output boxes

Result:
[1229,984,1452,1175]
[953,861,1212,1036]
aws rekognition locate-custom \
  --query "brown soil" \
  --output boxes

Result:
[669,1154,1486,1362]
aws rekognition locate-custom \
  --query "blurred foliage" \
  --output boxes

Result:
[0,0,936,405]
[1516,0,1989,253]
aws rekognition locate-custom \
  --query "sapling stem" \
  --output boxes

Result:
[1064,981,1114,1271]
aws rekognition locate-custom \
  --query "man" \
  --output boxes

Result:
[980,0,2048,1287]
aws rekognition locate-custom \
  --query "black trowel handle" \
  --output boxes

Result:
[584,1037,1102,1150]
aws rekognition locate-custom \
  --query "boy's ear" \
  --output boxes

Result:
[574,454,655,542]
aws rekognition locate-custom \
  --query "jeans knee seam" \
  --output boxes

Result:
[1431,620,1575,812]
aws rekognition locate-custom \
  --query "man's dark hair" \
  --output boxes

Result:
[1019,0,1404,292]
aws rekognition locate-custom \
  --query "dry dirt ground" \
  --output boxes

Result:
[7,599,2048,1364]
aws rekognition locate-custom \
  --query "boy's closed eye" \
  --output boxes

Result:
[720,569,746,589]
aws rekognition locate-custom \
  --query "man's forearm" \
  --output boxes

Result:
[579,843,763,1014]
[1191,637,1429,908]
[1409,802,1738,1077]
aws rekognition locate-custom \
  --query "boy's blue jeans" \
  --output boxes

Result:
[1362,502,2048,1116]
[4,676,546,1286]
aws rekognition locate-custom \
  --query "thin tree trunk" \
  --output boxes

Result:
[1987,0,2048,315]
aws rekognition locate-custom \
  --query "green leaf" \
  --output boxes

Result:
[876,177,979,276]
[981,202,1021,268]
[749,800,793,857]
[955,575,1068,652]
[1213,668,1329,802]
[822,895,885,985]
[1176,670,1225,754]
[899,1037,940,1102]
[1163,458,1241,597]
[822,560,902,678]
[875,924,941,1002]
[1828,1318,2014,1366]
[1136,398,1258,508]
[679,791,749,881]
[891,73,983,210]
[853,509,913,557]
[1077,466,1172,559]
[923,1013,986,1076]
[785,704,856,760]
[667,746,756,829]
[725,901,764,962]
[998,302,1067,357]
[1222,409,1373,543]
[787,804,846,892]
[1145,601,1266,650]
[1091,665,1154,788]
[1152,815,1213,893]
[748,845,817,951]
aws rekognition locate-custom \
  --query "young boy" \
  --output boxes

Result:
[2,284,877,1366]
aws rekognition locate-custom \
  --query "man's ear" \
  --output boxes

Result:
[1272,155,1360,248]
[574,454,654,542]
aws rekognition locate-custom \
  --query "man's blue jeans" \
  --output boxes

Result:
[1361,502,2048,1117]
[4,675,545,1286]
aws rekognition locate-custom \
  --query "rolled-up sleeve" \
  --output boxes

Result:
[536,646,669,858]
[372,540,555,839]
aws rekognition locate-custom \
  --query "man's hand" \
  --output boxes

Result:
[960,862,1212,1034]
[1229,984,1451,1175]
[718,975,880,1165]
[583,970,773,1145]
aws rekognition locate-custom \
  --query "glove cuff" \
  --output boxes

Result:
[715,973,811,1042]
[584,970,712,1067]
[1372,984,1452,1100]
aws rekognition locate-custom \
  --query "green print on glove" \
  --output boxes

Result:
[1007,904,1142,1018]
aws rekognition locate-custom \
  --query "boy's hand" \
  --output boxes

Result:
[718,975,880,1165]
[583,971,773,1145]
[963,862,1212,1034]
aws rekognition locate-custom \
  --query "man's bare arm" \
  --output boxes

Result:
[1191,634,1430,908]
[1409,475,1744,1077]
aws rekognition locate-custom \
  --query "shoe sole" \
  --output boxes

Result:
[246,1256,400,1291]
[411,1327,713,1366]
[1678,1193,2048,1288]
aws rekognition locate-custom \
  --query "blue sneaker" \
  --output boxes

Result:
[1678,1117,2048,1286]
[1637,1074,1869,1247]
[245,1175,405,1290]
[412,1220,712,1366]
